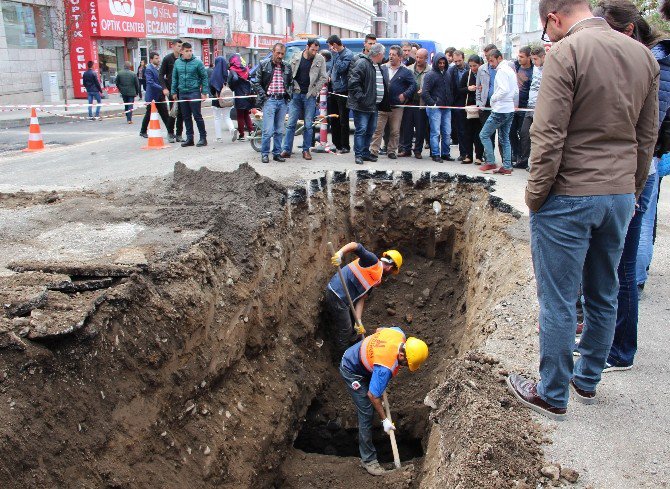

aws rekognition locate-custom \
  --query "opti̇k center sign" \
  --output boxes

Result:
[96,0,147,37]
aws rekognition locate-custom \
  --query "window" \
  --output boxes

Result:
[394,24,397,34]
[394,12,397,20]
[242,0,250,21]
[266,4,273,23]
[2,1,53,49]
[286,8,292,30]
[405,11,408,23]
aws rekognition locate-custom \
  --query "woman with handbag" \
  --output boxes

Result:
[228,54,255,142]
[458,55,485,164]
[210,56,236,142]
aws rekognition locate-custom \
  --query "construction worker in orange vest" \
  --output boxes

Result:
[326,242,403,359]
[340,327,428,476]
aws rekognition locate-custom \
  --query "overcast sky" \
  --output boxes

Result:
[404,0,494,49]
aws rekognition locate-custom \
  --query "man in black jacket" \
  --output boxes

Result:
[348,43,389,165]
[422,53,455,162]
[448,50,468,160]
[370,46,416,159]
[159,39,183,143]
[254,43,293,163]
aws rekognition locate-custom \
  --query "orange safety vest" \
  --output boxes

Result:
[359,328,406,377]
[348,259,383,292]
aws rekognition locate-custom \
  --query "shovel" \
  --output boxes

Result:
[327,241,402,469]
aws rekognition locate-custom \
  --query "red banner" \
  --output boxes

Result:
[97,0,147,37]
[202,40,211,67]
[255,34,285,49]
[145,0,177,38]
[65,0,98,98]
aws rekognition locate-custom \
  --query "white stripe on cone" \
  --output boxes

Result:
[28,133,43,141]
[30,117,39,125]
[147,129,162,138]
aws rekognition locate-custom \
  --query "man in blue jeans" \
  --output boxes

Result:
[82,61,103,120]
[422,53,454,162]
[507,0,659,421]
[281,38,327,160]
[347,43,388,165]
[478,50,517,175]
[255,43,293,163]
[171,42,209,147]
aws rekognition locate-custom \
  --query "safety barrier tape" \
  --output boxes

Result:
[0,95,257,110]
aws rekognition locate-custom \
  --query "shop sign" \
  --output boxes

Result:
[255,34,285,49]
[201,40,211,66]
[179,0,198,9]
[230,32,251,47]
[145,0,177,38]
[179,11,212,38]
[97,0,147,37]
[211,13,226,39]
[209,0,228,15]
[65,0,99,98]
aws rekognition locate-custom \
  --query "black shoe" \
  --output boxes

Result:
[379,147,387,155]
[457,155,464,161]
[196,139,207,147]
[167,133,176,143]
[414,152,423,159]
[441,154,455,161]
[181,140,194,147]
[387,152,397,159]
[261,155,269,163]
[176,135,184,142]
[431,156,442,162]
[273,154,286,162]
[355,157,364,165]
[139,132,148,138]
[339,148,350,154]
[362,155,378,162]
[513,162,528,170]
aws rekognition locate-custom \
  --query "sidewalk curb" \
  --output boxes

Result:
[1,108,129,129]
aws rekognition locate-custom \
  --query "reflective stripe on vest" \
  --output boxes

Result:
[359,328,406,377]
[348,259,383,293]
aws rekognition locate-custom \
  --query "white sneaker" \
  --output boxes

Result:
[602,362,633,373]
[216,137,223,143]
[230,129,237,142]
[362,460,388,476]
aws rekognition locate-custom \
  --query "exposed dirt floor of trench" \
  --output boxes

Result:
[1,163,552,488]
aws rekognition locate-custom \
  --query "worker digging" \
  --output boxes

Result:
[325,241,403,360]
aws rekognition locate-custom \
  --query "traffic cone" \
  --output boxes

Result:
[23,107,45,152]
[142,101,167,150]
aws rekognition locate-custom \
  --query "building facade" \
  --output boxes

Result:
[479,0,541,58]
[387,0,407,38]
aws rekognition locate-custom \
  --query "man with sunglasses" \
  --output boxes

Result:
[507,0,659,421]
[325,243,403,361]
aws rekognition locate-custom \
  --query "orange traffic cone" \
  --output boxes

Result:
[23,107,45,152]
[142,101,167,150]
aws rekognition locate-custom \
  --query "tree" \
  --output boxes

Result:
[590,0,670,32]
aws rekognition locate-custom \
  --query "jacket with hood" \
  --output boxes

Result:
[289,51,328,98]
[347,55,390,112]
[421,53,454,107]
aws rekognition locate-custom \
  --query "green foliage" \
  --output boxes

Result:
[590,0,670,33]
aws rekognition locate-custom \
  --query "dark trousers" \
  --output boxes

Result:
[463,112,484,159]
[334,93,351,150]
[328,93,341,149]
[399,106,427,154]
[179,91,206,141]
[122,95,135,122]
[518,112,533,166]
[451,110,459,144]
[167,98,183,137]
[509,110,525,161]
[140,99,170,133]
[454,108,467,157]
[236,108,254,136]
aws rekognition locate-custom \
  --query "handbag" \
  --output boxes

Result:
[169,100,178,118]
[464,70,480,119]
[220,86,234,108]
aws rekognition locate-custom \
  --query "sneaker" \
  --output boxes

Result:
[238,134,246,142]
[387,152,397,159]
[493,167,513,175]
[431,156,442,162]
[573,340,580,357]
[441,154,455,161]
[196,139,207,147]
[602,361,633,373]
[96,117,102,121]
[569,379,597,405]
[575,322,584,336]
[362,460,388,476]
[167,133,176,143]
[230,129,237,142]
[139,132,148,138]
[507,374,567,421]
[176,135,184,143]
[480,163,497,172]
[513,162,529,170]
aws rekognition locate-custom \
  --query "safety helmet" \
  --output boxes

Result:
[382,250,403,274]
[404,337,429,372]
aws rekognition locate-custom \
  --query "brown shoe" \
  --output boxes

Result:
[302,151,312,160]
[413,153,423,159]
[569,379,597,405]
[506,374,567,421]
[397,151,411,157]
[280,151,291,158]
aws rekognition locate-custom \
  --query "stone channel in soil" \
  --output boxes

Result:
[0,163,546,488]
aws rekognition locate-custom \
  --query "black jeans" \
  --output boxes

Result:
[518,112,533,166]
[463,112,484,159]
[140,99,170,134]
[399,106,427,154]
[122,95,135,122]
[454,108,467,157]
[334,93,351,150]
[509,110,526,161]
[179,91,206,141]
[325,288,357,361]
[167,97,183,137]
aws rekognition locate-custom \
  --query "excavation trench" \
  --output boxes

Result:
[0,164,544,489]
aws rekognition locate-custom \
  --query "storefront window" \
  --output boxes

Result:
[98,40,126,89]
[2,1,53,49]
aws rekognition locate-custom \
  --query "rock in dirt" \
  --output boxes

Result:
[26,290,106,340]
[386,307,396,316]
[0,330,26,350]
[1,286,48,318]
[560,467,579,483]
[405,313,413,324]
[47,277,115,293]
[7,261,143,277]
[541,464,561,481]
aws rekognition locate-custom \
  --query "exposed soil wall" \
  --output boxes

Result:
[0,164,544,488]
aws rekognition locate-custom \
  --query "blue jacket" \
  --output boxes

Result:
[652,39,670,124]
[422,53,454,107]
[383,64,416,106]
[331,46,353,93]
[83,69,102,93]
[144,64,164,103]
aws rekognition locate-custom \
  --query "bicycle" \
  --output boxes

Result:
[248,109,338,153]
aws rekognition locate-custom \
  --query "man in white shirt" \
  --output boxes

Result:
[479,50,519,175]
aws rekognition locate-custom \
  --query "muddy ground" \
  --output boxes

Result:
[0,164,556,488]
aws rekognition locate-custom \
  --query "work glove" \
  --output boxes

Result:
[382,418,395,433]
[331,251,343,266]
[354,322,366,335]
